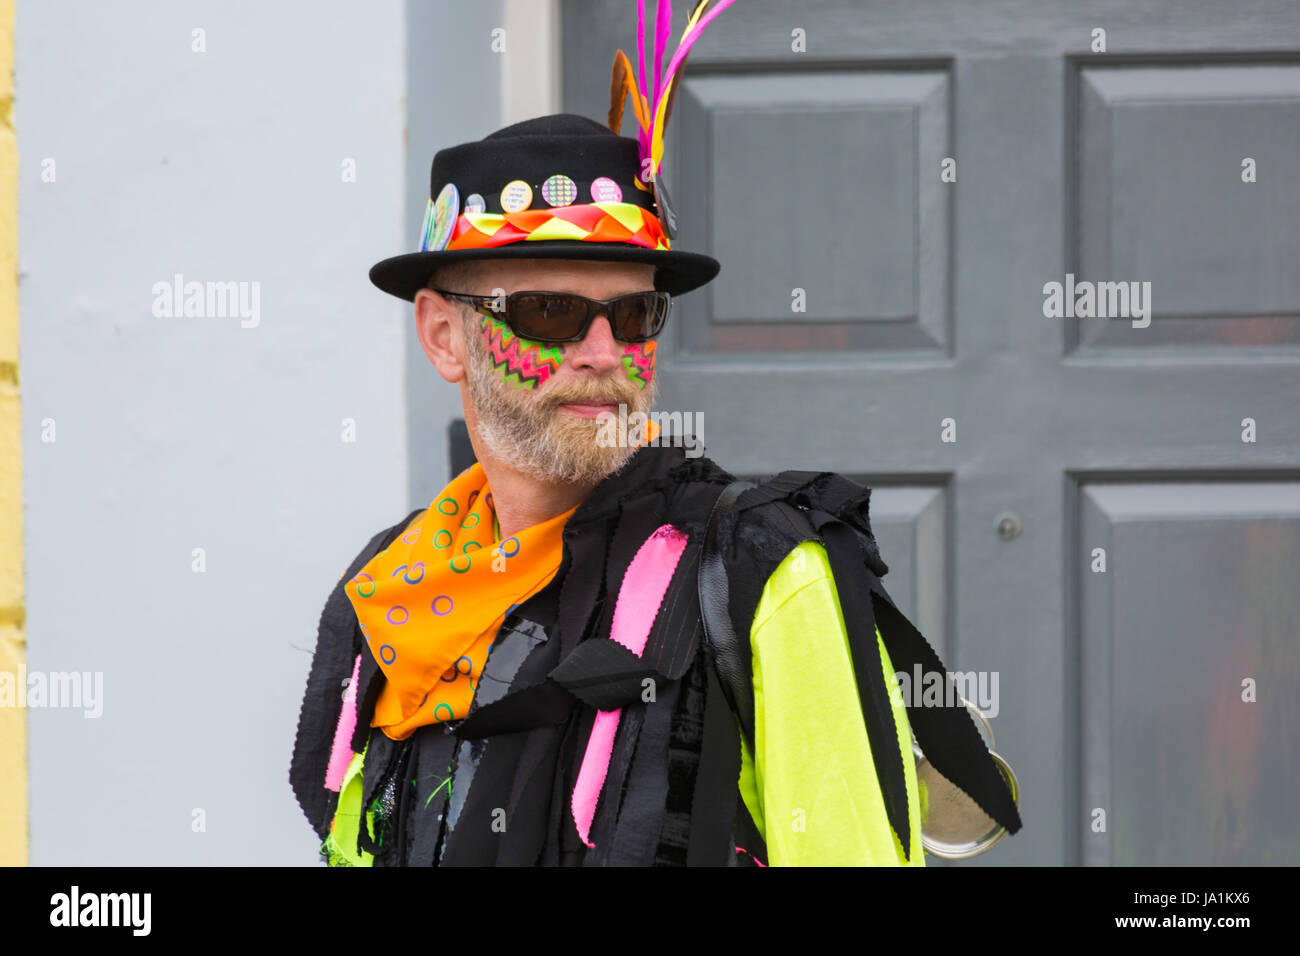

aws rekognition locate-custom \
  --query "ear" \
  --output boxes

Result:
[414,288,470,384]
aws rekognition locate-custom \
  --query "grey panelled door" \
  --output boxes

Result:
[564,0,1300,866]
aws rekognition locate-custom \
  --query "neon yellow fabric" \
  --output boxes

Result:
[322,745,375,867]
[738,539,925,866]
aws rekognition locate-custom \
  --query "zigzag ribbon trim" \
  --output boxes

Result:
[447,201,672,252]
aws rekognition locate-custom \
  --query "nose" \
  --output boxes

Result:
[566,313,624,373]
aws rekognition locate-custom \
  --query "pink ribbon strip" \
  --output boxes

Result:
[571,524,689,846]
[324,653,363,792]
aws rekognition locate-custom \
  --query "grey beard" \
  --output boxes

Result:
[465,327,656,485]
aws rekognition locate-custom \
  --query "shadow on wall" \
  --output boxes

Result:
[449,419,476,479]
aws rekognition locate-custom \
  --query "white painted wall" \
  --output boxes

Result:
[16,0,505,864]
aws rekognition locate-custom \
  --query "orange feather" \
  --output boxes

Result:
[607,49,649,134]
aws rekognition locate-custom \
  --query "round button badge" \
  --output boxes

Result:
[422,182,459,251]
[590,176,623,203]
[417,199,435,251]
[500,179,533,213]
[541,174,577,207]
[464,192,486,214]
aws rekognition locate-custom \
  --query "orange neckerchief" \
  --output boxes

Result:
[345,463,577,741]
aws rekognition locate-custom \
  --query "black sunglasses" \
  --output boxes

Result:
[433,289,672,344]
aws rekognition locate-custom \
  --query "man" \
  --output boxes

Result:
[290,5,1020,866]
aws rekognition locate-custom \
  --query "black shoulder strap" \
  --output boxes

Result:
[685,655,746,866]
[697,478,757,743]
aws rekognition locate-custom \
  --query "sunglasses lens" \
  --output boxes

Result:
[612,293,668,341]
[510,293,588,340]
[503,291,670,342]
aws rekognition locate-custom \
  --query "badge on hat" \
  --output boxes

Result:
[541,174,577,207]
[590,176,623,203]
[420,182,459,252]
[500,179,533,213]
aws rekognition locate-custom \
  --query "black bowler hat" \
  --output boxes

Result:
[369,114,720,300]
[369,0,736,301]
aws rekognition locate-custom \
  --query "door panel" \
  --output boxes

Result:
[563,0,1300,865]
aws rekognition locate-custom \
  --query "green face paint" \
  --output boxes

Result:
[621,340,657,390]
[479,314,564,389]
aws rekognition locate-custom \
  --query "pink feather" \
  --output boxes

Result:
[633,0,736,181]
[636,0,650,169]
[658,0,736,104]
[651,0,672,115]
[636,0,648,121]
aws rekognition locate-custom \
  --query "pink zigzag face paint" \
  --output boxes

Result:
[479,315,564,390]
[621,341,656,390]
[477,313,657,393]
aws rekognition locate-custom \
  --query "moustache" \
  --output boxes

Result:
[541,382,641,411]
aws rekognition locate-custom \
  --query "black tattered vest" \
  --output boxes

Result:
[292,444,767,866]
[290,443,1023,866]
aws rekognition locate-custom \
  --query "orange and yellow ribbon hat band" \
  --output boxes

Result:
[445,200,672,253]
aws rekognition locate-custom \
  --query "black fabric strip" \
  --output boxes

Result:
[653,654,708,865]
[367,738,413,866]
[582,700,648,864]
[640,529,707,681]
[350,655,383,754]
[360,729,396,816]
[718,498,817,733]
[869,585,1023,834]
[486,729,554,865]
[601,673,682,866]
[818,518,913,860]
[732,470,820,512]
[555,706,595,866]
[815,475,890,577]
[435,736,494,865]
[451,679,576,739]
[549,638,664,710]
[406,725,458,866]
[686,659,743,866]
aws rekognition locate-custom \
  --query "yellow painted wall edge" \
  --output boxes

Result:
[0,0,27,868]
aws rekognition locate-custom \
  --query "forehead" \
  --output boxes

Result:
[451,258,656,296]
